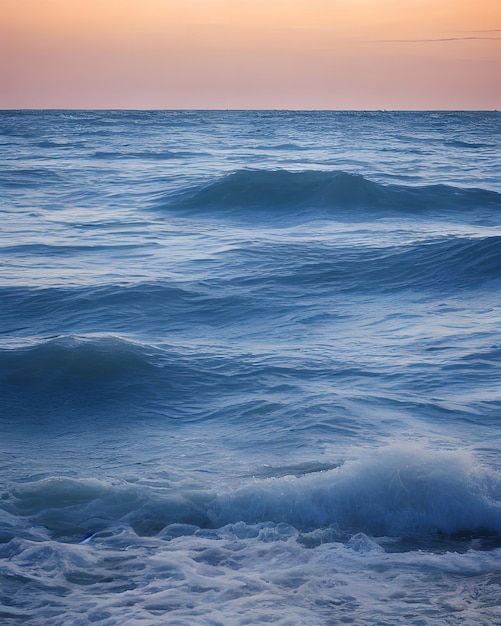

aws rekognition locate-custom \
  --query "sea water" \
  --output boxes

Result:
[1,110,500,625]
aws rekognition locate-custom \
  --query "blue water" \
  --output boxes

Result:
[1,110,501,625]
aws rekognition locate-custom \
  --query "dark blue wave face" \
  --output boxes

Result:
[164,169,501,220]
[0,334,259,428]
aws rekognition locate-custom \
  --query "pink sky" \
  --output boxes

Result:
[1,0,500,109]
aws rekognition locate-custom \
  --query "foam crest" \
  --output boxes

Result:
[8,477,211,540]
[3,446,501,543]
[209,445,501,536]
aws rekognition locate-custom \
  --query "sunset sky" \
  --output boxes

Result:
[2,0,500,109]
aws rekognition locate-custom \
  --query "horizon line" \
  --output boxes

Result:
[1,107,500,113]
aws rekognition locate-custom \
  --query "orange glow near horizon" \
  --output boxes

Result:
[1,0,500,109]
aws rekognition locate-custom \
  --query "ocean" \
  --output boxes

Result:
[1,110,500,625]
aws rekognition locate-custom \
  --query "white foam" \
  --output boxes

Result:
[209,444,501,535]
[2,522,500,625]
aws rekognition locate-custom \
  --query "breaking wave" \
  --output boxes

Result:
[3,446,500,543]
[210,445,501,537]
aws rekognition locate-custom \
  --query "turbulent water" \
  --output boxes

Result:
[1,110,501,625]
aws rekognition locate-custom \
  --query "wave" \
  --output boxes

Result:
[0,333,251,424]
[92,149,189,160]
[4,446,500,543]
[446,139,493,150]
[219,234,501,292]
[1,236,499,342]
[2,167,64,188]
[0,243,146,256]
[315,235,501,291]
[4,476,210,541]
[0,282,259,338]
[165,169,501,217]
[0,335,227,418]
[209,445,501,537]
[0,335,161,388]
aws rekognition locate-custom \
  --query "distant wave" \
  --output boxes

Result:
[2,167,64,188]
[0,243,147,256]
[213,234,501,293]
[93,149,193,160]
[446,139,493,150]
[263,235,501,292]
[164,169,501,216]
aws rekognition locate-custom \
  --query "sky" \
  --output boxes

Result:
[1,0,500,110]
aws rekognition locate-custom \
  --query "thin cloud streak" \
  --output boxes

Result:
[379,36,501,43]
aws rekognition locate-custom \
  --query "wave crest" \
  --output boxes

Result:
[0,335,159,386]
[209,445,501,537]
[4,446,500,542]
[166,169,500,216]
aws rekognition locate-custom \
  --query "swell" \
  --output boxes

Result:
[220,234,501,293]
[0,235,499,339]
[0,282,260,338]
[2,167,64,189]
[0,335,162,385]
[308,234,501,291]
[163,169,501,217]
[0,243,147,256]
[92,149,192,160]
[0,335,230,420]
